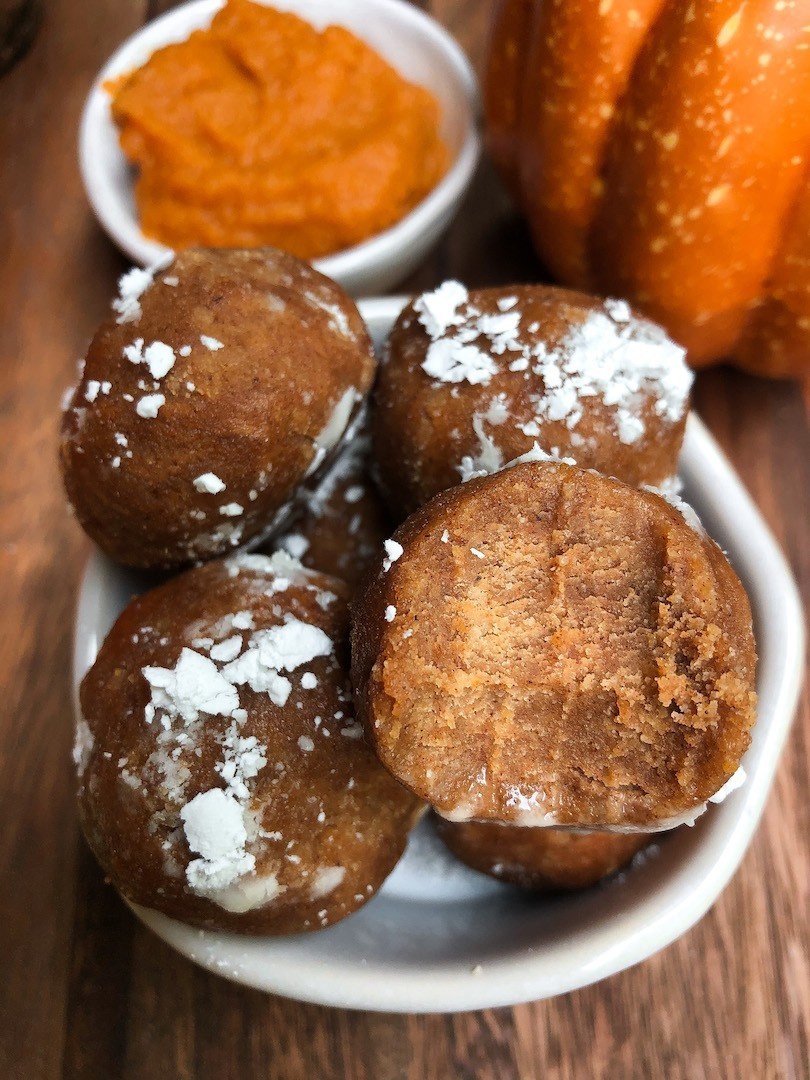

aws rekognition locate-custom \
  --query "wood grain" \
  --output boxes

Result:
[0,2,807,1078]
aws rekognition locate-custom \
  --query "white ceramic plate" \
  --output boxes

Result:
[73,297,805,1013]
[78,0,480,295]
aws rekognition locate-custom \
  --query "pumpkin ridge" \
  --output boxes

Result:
[735,165,810,378]
[588,0,810,364]
[513,0,668,287]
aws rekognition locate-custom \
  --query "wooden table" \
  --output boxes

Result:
[1,3,807,1077]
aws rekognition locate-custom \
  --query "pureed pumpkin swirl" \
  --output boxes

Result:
[109,0,450,259]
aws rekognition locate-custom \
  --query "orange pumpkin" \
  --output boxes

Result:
[485,0,810,376]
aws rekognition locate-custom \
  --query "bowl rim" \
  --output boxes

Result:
[71,295,806,1013]
[78,0,481,273]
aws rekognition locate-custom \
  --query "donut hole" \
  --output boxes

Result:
[365,464,756,828]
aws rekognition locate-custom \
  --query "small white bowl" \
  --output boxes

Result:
[78,0,480,295]
[72,297,805,1013]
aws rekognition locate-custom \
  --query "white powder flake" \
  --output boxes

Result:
[382,539,403,572]
[310,865,345,899]
[414,282,498,386]
[505,442,577,470]
[340,722,363,740]
[221,650,292,707]
[385,605,397,622]
[200,335,225,351]
[73,717,94,776]
[458,411,505,482]
[247,618,332,673]
[645,484,706,536]
[279,533,310,560]
[301,672,318,690]
[216,725,268,802]
[476,311,522,354]
[193,472,226,494]
[604,298,631,322]
[305,290,354,340]
[143,342,175,379]
[123,339,176,380]
[298,735,315,752]
[219,503,244,517]
[421,337,497,386]
[112,266,153,324]
[209,635,243,663]
[85,378,108,399]
[181,789,255,895]
[136,393,166,418]
[413,279,469,338]
[221,618,330,708]
[144,648,240,725]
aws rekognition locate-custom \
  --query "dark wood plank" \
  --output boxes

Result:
[0,2,143,1077]
[0,1,806,1079]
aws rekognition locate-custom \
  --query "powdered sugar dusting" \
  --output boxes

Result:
[504,443,577,470]
[112,267,154,324]
[310,865,346,899]
[137,568,337,910]
[305,290,355,340]
[415,282,499,386]
[413,280,469,338]
[135,393,165,418]
[644,484,706,535]
[530,301,691,444]
[194,472,226,494]
[123,339,176,380]
[382,539,403,572]
[144,648,240,725]
[73,717,94,776]
[422,338,499,386]
[413,285,691,444]
[181,789,256,898]
[216,724,268,801]
[459,411,506,481]
[236,618,332,674]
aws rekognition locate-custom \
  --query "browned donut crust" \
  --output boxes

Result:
[373,282,691,519]
[272,425,391,591]
[60,248,376,569]
[76,552,421,934]
[434,818,649,891]
[351,461,757,830]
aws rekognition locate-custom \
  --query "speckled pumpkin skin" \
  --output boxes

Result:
[485,0,810,376]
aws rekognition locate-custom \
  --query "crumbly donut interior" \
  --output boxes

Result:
[375,470,754,827]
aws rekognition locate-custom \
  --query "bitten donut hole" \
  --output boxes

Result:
[362,463,756,830]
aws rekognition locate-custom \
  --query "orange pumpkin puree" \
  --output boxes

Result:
[110,0,450,259]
